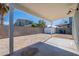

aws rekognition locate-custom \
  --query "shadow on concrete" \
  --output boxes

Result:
[5,42,78,56]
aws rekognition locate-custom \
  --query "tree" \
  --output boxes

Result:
[31,20,46,27]
[0,3,9,27]
[38,20,46,27]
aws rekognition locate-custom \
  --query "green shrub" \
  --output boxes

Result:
[38,20,46,27]
[31,22,37,27]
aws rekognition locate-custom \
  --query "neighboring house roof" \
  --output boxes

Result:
[57,24,70,27]
[56,18,72,26]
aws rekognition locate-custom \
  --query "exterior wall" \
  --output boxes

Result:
[13,26,44,36]
[0,26,44,38]
[73,4,79,49]
[0,25,8,38]
[44,27,56,34]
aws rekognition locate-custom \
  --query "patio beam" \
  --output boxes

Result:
[9,3,14,55]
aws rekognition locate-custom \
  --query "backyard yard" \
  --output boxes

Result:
[0,33,79,56]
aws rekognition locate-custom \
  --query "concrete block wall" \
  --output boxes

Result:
[0,26,44,38]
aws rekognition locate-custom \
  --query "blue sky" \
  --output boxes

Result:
[4,9,42,25]
[4,9,69,26]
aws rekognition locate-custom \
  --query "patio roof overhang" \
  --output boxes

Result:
[8,3,79,55]
[14,3,77,21]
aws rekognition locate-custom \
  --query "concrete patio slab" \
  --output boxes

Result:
[11,42,78,56]
[45,37,79,55]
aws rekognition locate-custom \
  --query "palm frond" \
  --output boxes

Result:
[0,3,9,16]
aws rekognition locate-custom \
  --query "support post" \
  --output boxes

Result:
[9,3,14,55]
[51,21,53,38]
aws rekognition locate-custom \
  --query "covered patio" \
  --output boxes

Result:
[0,3,79,56]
